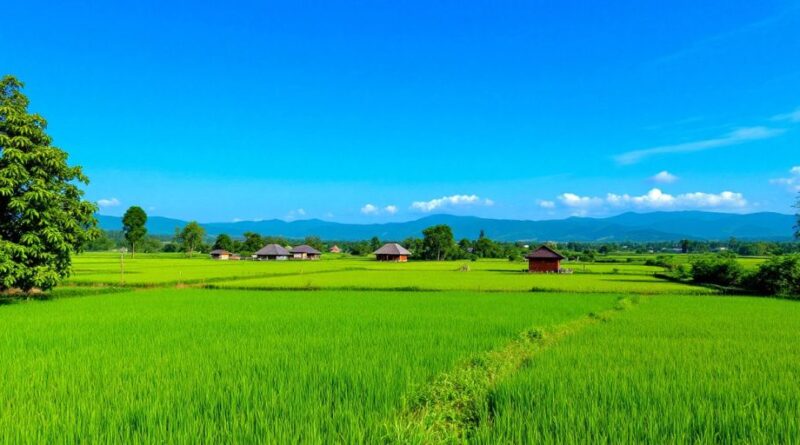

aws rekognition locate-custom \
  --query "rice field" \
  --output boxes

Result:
[1,252,796,443]
[0,289,617,443]
[472,296,800,444]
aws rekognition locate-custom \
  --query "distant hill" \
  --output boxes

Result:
[95,211,796,242]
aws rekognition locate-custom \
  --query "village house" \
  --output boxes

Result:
[254,244,290,261]
[290,245,321,260]
[526,245,566,273]
[209,249,232,260]
[329,245,341,253]
[373,243,411,262]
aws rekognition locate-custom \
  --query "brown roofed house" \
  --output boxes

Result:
[209,249,231,260]
[525,245,565,273]
[329,245,342,253]
[254,244,290,261]
[290,245,321,260]
[373,243,411,262]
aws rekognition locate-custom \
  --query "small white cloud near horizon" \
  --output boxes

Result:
[553,188,747,213]
[97,198,121,208]
[410,194,494,212]
[361,203,399,216]
[650,170,678,184]
[558,193,604,209]
[615,126,784,165]
[770,166,800,192]
[607,188,746,209]
[361,203,378,215]
[772,108,800,123]
[537,199,556,209]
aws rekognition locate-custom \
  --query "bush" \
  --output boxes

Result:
[689,255,744,287]
[747,255,800,298]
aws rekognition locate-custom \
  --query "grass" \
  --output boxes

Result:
[471,295,800,444]
[2,252,794,443]
[68,253,712,294]
[0,288,618,443]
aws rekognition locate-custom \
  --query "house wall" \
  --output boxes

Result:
[528,259,560,272]
[376,254,407,262]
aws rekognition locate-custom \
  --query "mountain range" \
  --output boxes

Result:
[95,211,796,242]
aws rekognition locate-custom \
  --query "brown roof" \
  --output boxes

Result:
[254,244,290,256]
[373,243,411,256]
[525,245,565,260]
[290,245,321,254]
[209,249,231,255]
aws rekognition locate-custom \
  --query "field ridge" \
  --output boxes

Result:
[385,296,640,444]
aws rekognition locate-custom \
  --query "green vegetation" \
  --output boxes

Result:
[122,206,148,256]
[2,249,798,442]
[0,289,618,442]
[0,75,97,292]
[472,296,800,443]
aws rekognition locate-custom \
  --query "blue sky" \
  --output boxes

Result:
[3,0,799,223]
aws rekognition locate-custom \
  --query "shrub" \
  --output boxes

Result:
[689,255,744,287]
[747,255,800,298]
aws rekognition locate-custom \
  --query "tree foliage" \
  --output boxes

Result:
[0,75,98,292]
[175,222,205,257]
[421,225,456,261]
[748,254,800,298]
[689,255,744,287]
[240,232,263,254]
[122,206,147,257]
[213,234,234,252]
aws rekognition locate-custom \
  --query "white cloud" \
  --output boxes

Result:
[361,203,399,216]
[360,204,379,215]
[650,171,678,184]
[558,193,603,208]
[770,166,800,192]
[410,194,494,212]
[97,198,120,208]
[537,199,556,209]
[607,188,746,209]
[772,108,800,123]
[615,126,785,165]
[552,188,747,214]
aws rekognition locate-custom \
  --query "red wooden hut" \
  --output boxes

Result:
[525,245,565,273]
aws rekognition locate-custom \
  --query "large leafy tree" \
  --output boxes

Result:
[176,221,205,257]
[213,233,234,251]
[421,224,456,261]
[0,75,98,292]
[122,206,147,257]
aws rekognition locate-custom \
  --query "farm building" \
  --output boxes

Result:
[254,244,290,261]
[329,245,341,253]
[209,249,232,260]
[374,243,411,262]
[526,245,565,273]
[290,245,321,260]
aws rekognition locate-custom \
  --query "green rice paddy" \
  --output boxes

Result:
[1,252,797,443]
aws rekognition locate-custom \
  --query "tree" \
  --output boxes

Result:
[748,254,800,297]
[122,206,147,257]
[213,234,234,251]
[175,222,205,257]
[421,224,456,261]
[240,232,263,253]
[679,239,690,254]
[0,75,98,292]
[303,235,324,251]
[369,236,382,252]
